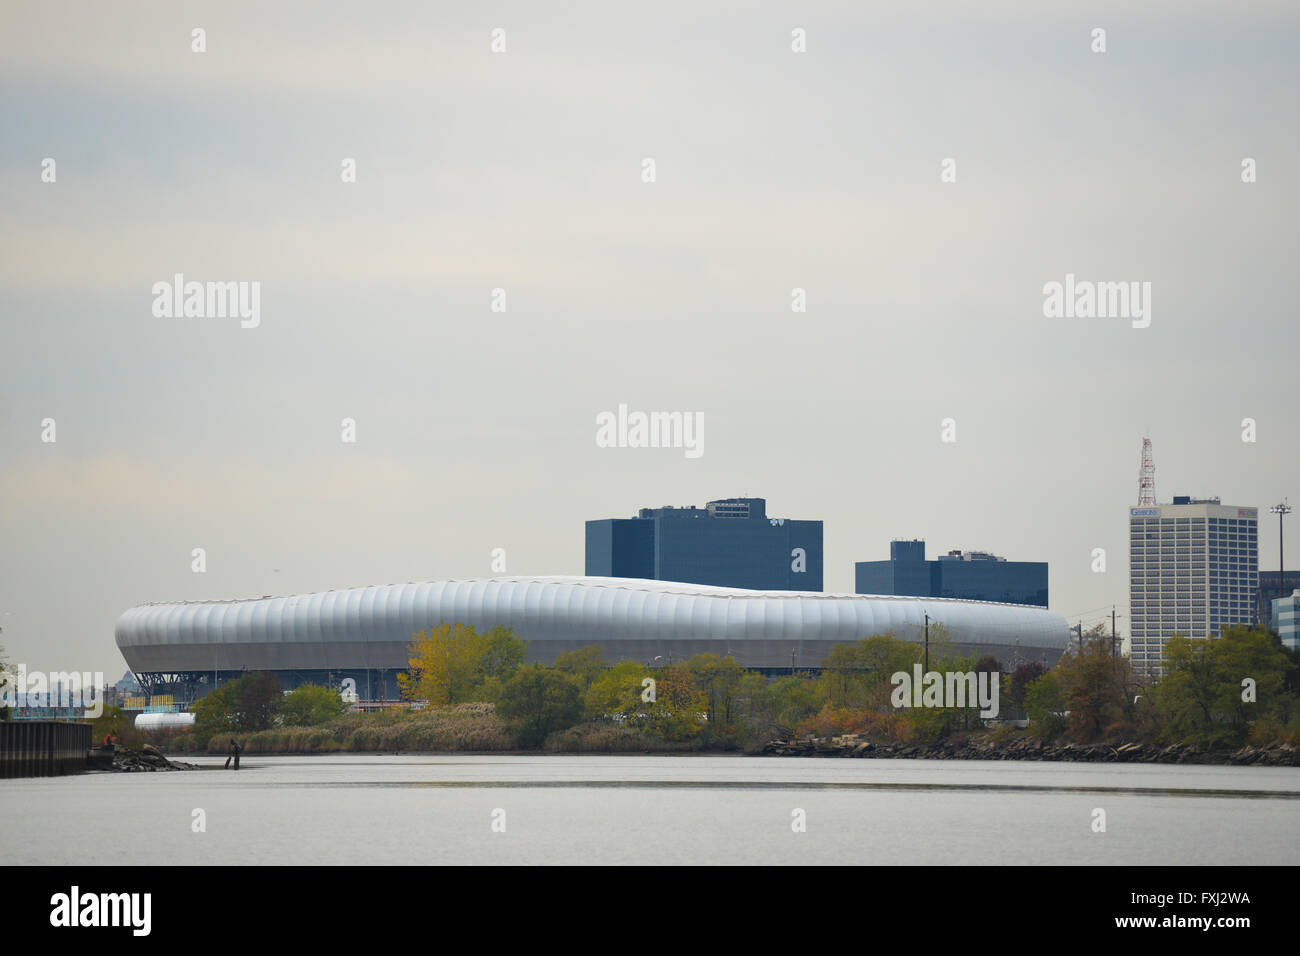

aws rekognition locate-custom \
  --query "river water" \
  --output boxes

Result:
[2,755,1296,865]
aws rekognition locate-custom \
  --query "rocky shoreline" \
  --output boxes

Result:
[760,734,1300,767]
[89,744,199,772]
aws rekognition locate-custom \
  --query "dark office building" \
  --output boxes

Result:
[585,497,823,591]
[856,540,1048,607]
[1258,570,1300,630]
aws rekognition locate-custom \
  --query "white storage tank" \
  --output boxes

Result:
[134,712,195,731]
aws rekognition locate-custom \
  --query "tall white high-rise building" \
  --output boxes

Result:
[1128,496,1259,677]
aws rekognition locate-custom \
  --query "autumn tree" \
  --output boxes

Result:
[397,623,523,706]
[643,664,708,742]
[584,660,649,722]
[1053,624,1133,742]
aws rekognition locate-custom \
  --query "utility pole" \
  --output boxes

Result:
[924,612,930,673]
[1112,606,1117,657]
[1074,623,1083,652]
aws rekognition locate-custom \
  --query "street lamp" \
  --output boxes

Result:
[1270,499,1292,627]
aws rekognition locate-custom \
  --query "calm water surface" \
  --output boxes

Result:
[2,755,1297,865]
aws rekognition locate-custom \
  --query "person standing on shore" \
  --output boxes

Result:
[225,737,242,770]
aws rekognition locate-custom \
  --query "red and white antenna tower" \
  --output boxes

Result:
[1138,437,1156,507]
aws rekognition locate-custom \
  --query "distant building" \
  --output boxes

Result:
[1257,570,1300,630]
[854,540,1048,607]
[1272,590,1300,651]
[585,497,822,590]
[114,671,141,694]
[1129,496,1259,677]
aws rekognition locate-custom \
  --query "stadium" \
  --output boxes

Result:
[114,575,1073,701]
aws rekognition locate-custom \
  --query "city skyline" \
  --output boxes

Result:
[2,3,1297,679]
[2,458,1291,678]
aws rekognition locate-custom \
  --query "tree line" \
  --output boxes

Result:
[180,620,1300,752]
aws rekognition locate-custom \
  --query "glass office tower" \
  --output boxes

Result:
[855,540,1048,607]
[585,497,823,591]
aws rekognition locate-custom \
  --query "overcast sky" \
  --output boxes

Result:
[2,1,1297,679]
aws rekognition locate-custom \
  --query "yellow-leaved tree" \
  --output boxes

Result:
[397,623,488,706]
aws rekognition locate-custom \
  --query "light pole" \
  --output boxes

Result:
[1270,499,1292,627]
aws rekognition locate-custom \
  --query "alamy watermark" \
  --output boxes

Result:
[151,273,260,328]
[890,665,1000,718]
[1,665,104,718]
[49,887,150,936]
[595,404,703,459]
[1042,273,1151,328]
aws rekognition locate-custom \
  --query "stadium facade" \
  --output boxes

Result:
[116,576,1072,701]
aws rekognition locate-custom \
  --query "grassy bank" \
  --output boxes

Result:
[164,704,720,755]
[170,703,517,754]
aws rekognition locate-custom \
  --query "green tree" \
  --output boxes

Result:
[1006,661,1048,715]
[686,654,746,736]
[1024,672,1065,740]
[495,664,583,748]
[553,645,608,691]
[1207,626,1292,738]
[1149,626,1294,747]
[240,672,284,730]
[584,660,649,722]
[644,664,708,742]
[1053,624,1133,742]
[731,671,778,745]
[820,643,864,709]
[478,626,526,683]
[193,680,241,745]
[750,674,820,739]
[192,672,283,743]
[89,705,135,747]
[280,684,347,726]
[818,634,922,710]
[922,622,957,669]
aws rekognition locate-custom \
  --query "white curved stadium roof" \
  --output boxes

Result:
[116,576,1072,673]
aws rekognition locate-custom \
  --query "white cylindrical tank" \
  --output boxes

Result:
[134,712,196,731]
